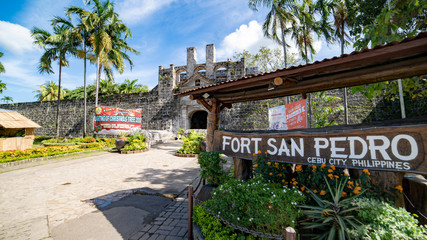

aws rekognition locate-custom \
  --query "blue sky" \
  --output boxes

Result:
[0,0,344,103]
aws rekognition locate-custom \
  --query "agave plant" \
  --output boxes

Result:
[300,176,364,239]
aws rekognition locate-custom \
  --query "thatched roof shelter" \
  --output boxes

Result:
[0,110,42,129]
[0,109,41,151]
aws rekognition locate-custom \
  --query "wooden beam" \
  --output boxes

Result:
[177,35,427,97]
[301,92,307,99]
[273,77,283,86]
[213,55,427,103]
[219,103,232,112]
[197,99,212,112]
[206,99,219,152]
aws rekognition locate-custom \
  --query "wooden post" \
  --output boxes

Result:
[206,99,219,152]
[285,227,296,240]
[233,157,252,180]
[188,185,193,240]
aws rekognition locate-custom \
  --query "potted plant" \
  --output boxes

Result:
[115,131,129,150]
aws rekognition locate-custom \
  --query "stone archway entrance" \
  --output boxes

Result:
[190,111,207,129]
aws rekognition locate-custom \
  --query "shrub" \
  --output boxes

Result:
[177,128,185,139]
[295,164,382,203]
[349,198,427,240]
[193,205,249,240]
[0,143,106,163]
[205,178,305,235]
[177,130,204,154]
[300,176,364,239]
[252,152,291,184]
[121,132,147,151]
[198,152,227,186]
[95,138,115,147]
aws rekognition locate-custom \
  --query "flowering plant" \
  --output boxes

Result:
[295,164,371,203]
[205,178,305,235]
[252,151,292,184]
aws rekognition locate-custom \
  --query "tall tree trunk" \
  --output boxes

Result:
[95,56,100,107]
[341,23,349,125]
[279,20,288,68]
[56,63,62,139]
[83,43,87,137]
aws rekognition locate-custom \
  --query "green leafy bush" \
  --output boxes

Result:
[205,178,305,235]
[253,152,291,184]
[193,205,249,240]
[349,198,427,240]
[121,132,147,151]
[198,152,227,186]
[177,130,204,154]
[311,91,344,128]
[0,143,107,163]
[300,176,364,239]
[295,164,373,202]
[177,128,185,139]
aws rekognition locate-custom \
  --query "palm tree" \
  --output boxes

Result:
[332,0,351,124]
[290,2,319,64]
[32,23,78,138]
[61,7,94,137]
[99,78,119,96]
[249,0,295,68]
[1,96,13,104]
[82,0,139,106]
[120,79,142,93]
[0,52,6,94]
[33,81,66,101]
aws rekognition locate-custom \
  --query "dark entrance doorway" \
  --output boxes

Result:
[190,111,208,129]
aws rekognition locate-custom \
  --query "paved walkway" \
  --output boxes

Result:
[0,141,199,240]
[129,191,190,240]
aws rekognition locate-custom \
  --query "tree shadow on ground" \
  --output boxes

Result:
[69,187,174,240]
[124,167,199,195]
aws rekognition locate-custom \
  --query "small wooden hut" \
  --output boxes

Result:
[0,109,42,151]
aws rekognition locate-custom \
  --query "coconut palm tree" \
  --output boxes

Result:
[32,23,78,138]
[82,0,139,106]
[332,0,351,124]
[1,96,13,104]
[120,79,143,94]
[290,2,319,64]
[249,0,295,68]
[0,52,4,75]
[57,8,93,137]
[33,81,66,101]
[99,78,119,96]
[0,52,6,94]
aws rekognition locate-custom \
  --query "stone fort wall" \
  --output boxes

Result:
[0,90,178,136]
[0,88,425,137]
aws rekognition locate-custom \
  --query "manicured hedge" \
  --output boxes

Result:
[0,142,108,163]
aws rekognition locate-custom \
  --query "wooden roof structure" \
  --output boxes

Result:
[178,32,427,104]
[0,110,42,129]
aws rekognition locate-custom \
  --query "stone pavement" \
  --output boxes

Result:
[0,141,199,240]
[129,191,190,240]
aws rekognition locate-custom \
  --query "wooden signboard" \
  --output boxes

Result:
[213,124,427,175]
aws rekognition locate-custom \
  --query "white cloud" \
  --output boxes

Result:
[117,0,176,26]
[0,21,37,54]
[216,20,327,64]
[216,20,299,60]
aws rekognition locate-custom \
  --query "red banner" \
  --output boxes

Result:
[94,106,142,134]
[285,99,307,130]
